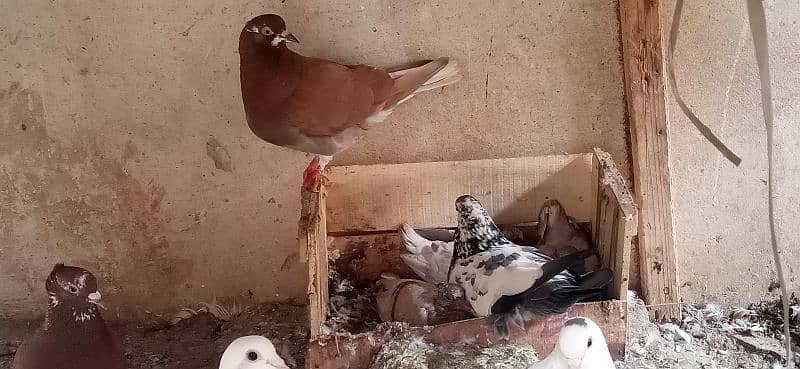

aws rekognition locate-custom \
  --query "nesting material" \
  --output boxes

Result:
[324,263,380,334]
[369,336,539,369]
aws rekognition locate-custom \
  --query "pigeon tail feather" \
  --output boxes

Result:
[384,58,460,108]
[400,223,430,253]
[487,265,613,338]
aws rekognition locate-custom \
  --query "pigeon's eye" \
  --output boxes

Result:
[247,351,259,362]
[68,285,78,294]
[587,337,593,348]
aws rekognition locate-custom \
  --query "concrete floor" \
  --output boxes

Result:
[0,0,796,319]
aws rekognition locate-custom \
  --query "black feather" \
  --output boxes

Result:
[488,267,613,338]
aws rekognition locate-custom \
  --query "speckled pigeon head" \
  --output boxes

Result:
[453,195,508,258]
[45,264,104,318]
[242,14,299,48]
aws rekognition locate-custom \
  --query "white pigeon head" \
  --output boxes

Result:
[219,336,290,369]
[554,317,612,368]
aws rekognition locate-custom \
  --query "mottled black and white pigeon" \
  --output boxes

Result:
[12,264,125,369]
[448,195,613,337]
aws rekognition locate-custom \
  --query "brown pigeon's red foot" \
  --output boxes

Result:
[301,156,331,192]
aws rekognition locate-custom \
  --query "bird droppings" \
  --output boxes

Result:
[324,263,381,334]
[618,292,795,369]
[205,137,233,172]
[369,335,538,369]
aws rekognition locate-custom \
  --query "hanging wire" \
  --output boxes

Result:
[745,1,794,367]
[667,0,793,366]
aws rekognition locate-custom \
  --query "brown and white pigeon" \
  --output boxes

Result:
[375,273,473,327]
[535,199,602,275]
[238,14,461,191]
[12,264,125,369]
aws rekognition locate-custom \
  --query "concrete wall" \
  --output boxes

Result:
[664,0,799,306]
[0,0,628,319]
[2,0,795,320]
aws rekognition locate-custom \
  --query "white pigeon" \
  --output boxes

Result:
[399,223,454,284]
[219,336,290,369]
[528,317,615,369]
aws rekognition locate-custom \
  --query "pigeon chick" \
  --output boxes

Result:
[536,199,601,275]
[13,264,124,369]
[399,223,454,284]
[527,317,615,369]
[239,14,461,191]
[449,195,612,337]
[219,336,290,369]
[376,273,473,327]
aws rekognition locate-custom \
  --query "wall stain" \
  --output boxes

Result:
[205,137,233,172]
[0,83,193,317]
[280,252,299,272]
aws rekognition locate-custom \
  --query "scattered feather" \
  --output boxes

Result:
[168,298,242,326]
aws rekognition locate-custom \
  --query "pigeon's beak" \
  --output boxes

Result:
[88,291,102,302]
[87,291,106,309]
[284,33,299,44]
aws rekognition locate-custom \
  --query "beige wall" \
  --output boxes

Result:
[664,0,799,306]
[0,0,627,319]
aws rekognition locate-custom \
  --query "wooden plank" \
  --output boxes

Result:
[299,189,329,338]
[618,0,680,321]
[593,149,638,301]
[306,301,627,369]
[325,154,597,234]
[328,233,418,284]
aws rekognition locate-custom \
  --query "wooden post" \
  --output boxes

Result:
[618,0,680,321]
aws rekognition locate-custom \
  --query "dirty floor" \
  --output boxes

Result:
[2,297,797,369]
[0,304,308,369]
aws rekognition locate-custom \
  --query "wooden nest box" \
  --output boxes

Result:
[298,149,637,369]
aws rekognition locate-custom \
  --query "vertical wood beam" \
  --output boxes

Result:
[618,0,680,321]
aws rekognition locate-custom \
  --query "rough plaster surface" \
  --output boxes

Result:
[664,0,799,306]
[0,0,628,319]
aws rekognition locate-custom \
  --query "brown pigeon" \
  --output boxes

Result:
[375,273,473,327]
[12,264,125,369]
[238,14,461,191]
[535,199,602,275]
